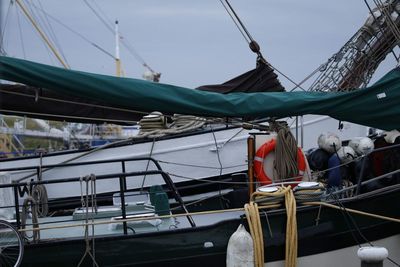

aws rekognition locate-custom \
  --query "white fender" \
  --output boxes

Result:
[226,224,254,267]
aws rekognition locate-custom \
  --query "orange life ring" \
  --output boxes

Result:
[254,139,306,185]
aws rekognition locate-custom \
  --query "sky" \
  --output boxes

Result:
[2,0,399,89]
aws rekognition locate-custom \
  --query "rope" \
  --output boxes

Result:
[32,184,49,217]
[140,138,156,191]
[137,114,206,139]
[271,123,299,182]
[245,202,264,267]
[77,174,99,267]
[304,201,400,223]
[246,186,298,267]
[21,196,40,242]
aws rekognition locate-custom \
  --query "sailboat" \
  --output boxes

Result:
[0,1,400,266]
[1,0,393,201]
[1,54,400,266]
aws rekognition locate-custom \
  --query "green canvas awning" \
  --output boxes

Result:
[0,56,399,130]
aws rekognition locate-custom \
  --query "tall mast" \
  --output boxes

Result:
[115,20,121,77]
[15,0,69,69]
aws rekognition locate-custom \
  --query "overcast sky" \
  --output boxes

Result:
[2,0,398,89]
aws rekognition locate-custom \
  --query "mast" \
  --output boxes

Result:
[115,20,121,77]
[309,0,400,92]
[15,0,69,69]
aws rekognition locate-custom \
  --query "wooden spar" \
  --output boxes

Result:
[115,20,122,77]
[15,0,69,69]
[247,135,255,196]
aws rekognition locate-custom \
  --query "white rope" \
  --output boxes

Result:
[77,174,99,267]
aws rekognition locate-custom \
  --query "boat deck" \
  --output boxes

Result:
[21,204,244,241]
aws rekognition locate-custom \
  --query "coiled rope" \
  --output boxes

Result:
[32,184,48,217]
[245,186,298,267]
[138,113,206,138]
[271,123,299,182]
[77,174,99,267]
[21,196,40,242]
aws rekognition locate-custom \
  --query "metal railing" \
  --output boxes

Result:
[0,156,196,235]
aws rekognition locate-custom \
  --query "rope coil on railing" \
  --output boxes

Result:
[21,196,40,242]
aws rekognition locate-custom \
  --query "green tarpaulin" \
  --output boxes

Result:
[0,56,399,130]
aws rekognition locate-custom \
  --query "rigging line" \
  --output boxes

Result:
[83,0,113,33]
[332,195,363,246]
[364,0,400,62]
[218,0,250,44]
[16,4,27,58]
[25,0,60,55]
[16,0,64,67]
[224,0,255,42]
[35,0,69,65]
[263,59,307,91]
[375,0,400,40]
[28,1,114,59]
[0,1,13,55]
[90,0,114,30]
[333,195,400,266]
[82,0,151,69]
[26,0,56,53]
[120,41,147,66]
[289,61,330,92]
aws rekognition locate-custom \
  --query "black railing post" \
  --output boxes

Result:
[121,160,127,189]
[119,175,128,235]
[36,167,40,181]
[12,182,20,229]
[160,172,196,227]
[355,156,368,196]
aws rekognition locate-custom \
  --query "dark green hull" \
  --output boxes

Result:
[21,186,400,267]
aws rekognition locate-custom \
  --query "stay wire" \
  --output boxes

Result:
[16,4,27,58]
[224,0,255,42]
[210,125,226,209]
[83,0,113,33]
[83,0,152,69]
[0,1,13,55]
[363,0,400,62]
[374,0,400,44]
[35,0,69,65]
[333,194,400,266]
[218,0,250,44]
[23,0,69,66]
[29,1,114,59]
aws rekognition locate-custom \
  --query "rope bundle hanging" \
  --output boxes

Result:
[245,186,298,267]
[21,196,40,242]
[271,123,300,182]
[32,184,48,217]
[77,174,99,267]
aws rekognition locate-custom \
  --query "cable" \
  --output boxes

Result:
[83,0,113,33]
[28,1,114,59]
[332,194,400,266]
[82,0,155,71]
[218,0,250,44]
[0,1,13,55]
[16,3,27,58]
[34,0,69,65]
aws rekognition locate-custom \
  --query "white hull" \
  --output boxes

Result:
[268,234,400,267]
[0,116,369,199]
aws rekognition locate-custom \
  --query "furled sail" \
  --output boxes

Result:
[196,60,285,93]
[0,56,399,130]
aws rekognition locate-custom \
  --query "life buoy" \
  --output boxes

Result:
[254,139,306,185]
